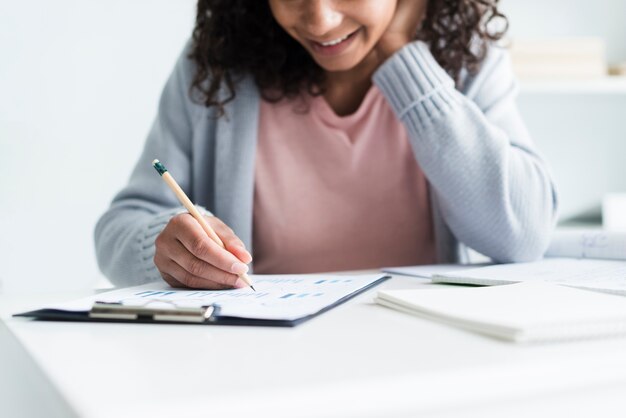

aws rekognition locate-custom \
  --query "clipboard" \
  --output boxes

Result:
[14,274,390,327]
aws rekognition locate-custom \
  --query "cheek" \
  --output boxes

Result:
[268,1,295,34]
[358,1,397,39]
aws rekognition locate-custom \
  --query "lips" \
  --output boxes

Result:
[309,29,360,56]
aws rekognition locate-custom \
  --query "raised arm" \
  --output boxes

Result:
[373,41,558,262]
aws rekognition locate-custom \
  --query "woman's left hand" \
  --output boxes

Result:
[375,0,427,60]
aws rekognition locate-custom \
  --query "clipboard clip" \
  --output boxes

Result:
[89,300,220,323]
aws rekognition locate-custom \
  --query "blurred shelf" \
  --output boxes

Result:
[519,77,626,95]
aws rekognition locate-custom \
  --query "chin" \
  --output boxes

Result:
[312,56,363,74]
[317,62,357,73]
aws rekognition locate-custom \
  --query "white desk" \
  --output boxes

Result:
[3,275,626,418]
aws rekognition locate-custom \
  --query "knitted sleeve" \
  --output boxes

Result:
[373,41,558,262]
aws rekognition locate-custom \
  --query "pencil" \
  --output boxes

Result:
[151,159,255,291]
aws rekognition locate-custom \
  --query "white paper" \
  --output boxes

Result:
[432,258,626,296]
[383,263,492,278]
[377,282,626,342]
[47,274,386,321]
[546,228,626,261]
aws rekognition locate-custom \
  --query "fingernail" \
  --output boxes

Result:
[234,278,247,288]
[230,262,249,275]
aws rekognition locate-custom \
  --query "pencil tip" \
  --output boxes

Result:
[251,286,256,292]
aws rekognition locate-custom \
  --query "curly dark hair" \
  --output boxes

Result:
[189,0,508,115]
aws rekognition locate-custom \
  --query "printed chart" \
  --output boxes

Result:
[95,274,386,321]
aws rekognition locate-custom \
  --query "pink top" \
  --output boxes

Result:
[253,87,437,274]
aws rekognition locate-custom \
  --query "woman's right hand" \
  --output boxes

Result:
[154,213,253,289]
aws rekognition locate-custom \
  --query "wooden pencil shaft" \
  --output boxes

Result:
[162,172,224,247]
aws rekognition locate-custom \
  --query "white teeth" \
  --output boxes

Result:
[320,34,349,47]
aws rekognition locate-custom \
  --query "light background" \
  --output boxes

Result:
[0,0,197,293]
[503,0,626,223]
[1,0,625,293]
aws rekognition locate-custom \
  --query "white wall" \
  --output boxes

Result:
[0,0,196,293]
[502,0,626,64]
[502,0,626,221]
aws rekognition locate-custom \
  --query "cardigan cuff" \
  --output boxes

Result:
[373,41,461,126]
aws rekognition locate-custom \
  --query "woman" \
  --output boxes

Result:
[95,0,558,289]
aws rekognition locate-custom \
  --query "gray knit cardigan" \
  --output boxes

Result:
[95,40,558,287]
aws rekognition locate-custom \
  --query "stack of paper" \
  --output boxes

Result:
[382,263,490,278]
[508,37,607,79]
[376,282,626,343]
[431,258,626,296]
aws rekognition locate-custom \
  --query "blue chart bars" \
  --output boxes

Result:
[135,291,176,298]
[132,277,358,302]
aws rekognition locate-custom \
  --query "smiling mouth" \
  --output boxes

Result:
[309,29,360,56]
[318,34,351,47]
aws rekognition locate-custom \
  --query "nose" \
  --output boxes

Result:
[302,0,343,38]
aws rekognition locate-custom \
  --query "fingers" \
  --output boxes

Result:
[209,217,253,264]
[177,233,249,277]
[154,213,253,290]
[160,272,185,288]
[170,239,243,286]
[161,259,235,290]
[167,215,246,273]
[227,244,253,265]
